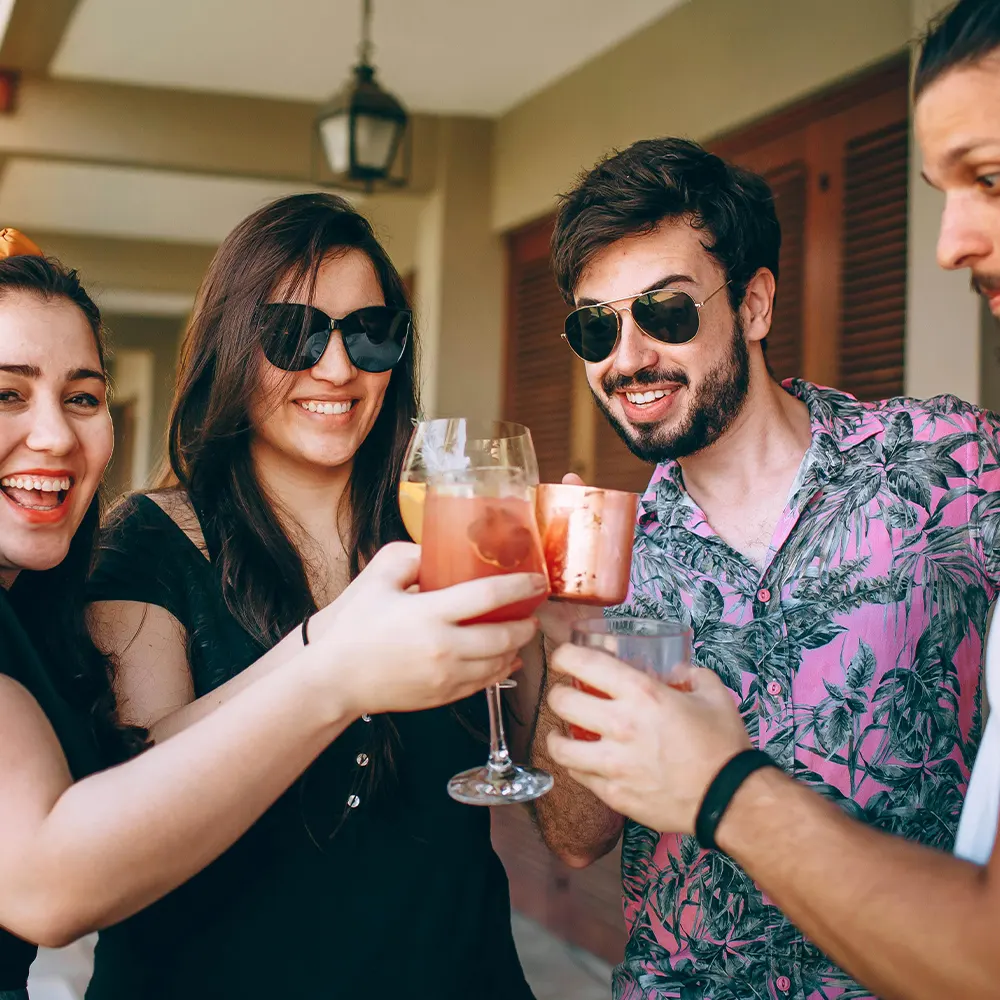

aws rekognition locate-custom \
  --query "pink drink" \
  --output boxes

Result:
[419,492,549,624]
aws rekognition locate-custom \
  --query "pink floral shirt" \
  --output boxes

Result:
[613,381,993,999]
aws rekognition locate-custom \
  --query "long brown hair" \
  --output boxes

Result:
[167,193,418,647]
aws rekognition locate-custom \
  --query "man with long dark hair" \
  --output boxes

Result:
[539,2,1000,998]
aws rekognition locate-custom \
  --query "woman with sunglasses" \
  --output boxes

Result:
[85,194,540,999]
[0,240,537,1000]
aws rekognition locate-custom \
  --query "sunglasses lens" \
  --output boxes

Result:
[564,306,620,362]
[632,290,700,344]
[259,304,330,371]
[340,307,411,373]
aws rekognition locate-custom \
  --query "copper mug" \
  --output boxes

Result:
[535,483,638,605]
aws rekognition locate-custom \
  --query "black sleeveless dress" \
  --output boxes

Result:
[0,585,102,997]
[86,494,534,1000]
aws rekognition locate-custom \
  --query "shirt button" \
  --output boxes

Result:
[361,714,372,723]
[767,680,782,697]
[347,794,361,809]
[356,753,369,767]
[776,975,791,993]
[757,587,771,602]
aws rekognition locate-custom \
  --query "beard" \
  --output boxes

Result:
[593,316,752,463]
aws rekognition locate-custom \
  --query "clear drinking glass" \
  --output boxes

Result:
[568,618,693,740]
[411,420,553,805]
[399,418,538,544]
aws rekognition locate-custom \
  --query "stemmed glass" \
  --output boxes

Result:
[399,418,538,544]
[403,419,553,805]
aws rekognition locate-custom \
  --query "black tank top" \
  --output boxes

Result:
[0,586,101,991]
[86,494,534,1000]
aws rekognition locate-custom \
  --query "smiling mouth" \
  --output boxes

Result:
[297,399,357,415]
[623,387,680,406]
[0,475,73,511]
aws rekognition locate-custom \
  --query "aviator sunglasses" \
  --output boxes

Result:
[258,302,411,373]
[562,281,730,362]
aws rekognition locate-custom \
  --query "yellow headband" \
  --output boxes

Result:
[0,228,43,259]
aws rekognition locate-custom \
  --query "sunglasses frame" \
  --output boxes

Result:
[259,302,412,374]
[562,280,730,362]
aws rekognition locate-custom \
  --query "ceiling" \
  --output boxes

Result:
[51,0,688,115]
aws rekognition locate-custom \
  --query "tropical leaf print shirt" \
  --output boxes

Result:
[612,381,993,1000]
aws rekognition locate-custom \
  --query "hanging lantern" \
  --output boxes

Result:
[316,0,409,189]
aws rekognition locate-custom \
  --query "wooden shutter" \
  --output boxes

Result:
[712,55,910,398]
[766,163,808,383]
[839,119,909,400]
[504,218,574,485]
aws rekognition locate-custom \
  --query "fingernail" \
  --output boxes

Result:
[529,574,548,592]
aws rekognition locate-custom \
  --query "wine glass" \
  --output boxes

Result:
[399,418,539,543]
[413,419,554,805]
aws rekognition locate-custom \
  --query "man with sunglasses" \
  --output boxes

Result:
[533,2,1000,999]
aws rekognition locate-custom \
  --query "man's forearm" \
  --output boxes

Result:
[717,768,999,1000]
[530,638,623,866]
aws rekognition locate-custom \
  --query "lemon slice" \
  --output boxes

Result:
[398,480,426,543]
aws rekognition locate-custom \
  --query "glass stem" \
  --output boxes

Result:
[486,683,515,776]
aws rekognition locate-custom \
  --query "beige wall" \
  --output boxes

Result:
[493,0,912,232]
[412,117,505,421]
[105,312,185,482]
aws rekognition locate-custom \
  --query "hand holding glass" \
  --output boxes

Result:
[568,618,692,740]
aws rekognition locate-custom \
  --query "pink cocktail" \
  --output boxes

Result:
[420,491,548,622]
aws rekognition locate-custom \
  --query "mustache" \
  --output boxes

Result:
[972,273,1000,297]
[602,368,689,396]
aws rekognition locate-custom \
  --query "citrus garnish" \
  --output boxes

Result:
[468,505,533,570]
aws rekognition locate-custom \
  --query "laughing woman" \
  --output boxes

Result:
[85,194,538,999]
[0,245,540,1000]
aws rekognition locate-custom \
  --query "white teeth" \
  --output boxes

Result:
[299,400,352,415]
[0,476,71,491]
[625,388,676,405]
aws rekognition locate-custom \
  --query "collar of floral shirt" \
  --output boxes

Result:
[639,379,886,526]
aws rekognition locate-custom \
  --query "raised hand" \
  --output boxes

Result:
[315,542,545,717]
[544,643,751,834]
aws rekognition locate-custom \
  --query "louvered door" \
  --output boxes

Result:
[839,119,909,399]
[765,163,808,383]
[711,55,909,398]
[504,217,574,484]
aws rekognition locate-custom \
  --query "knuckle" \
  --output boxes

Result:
[633,673,660,700]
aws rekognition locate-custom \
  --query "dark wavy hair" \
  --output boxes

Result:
[551,137,781,318]
[167,192,417,640]
[2,255,139,763]
[915,0,1000,98]
[163,193,418,807]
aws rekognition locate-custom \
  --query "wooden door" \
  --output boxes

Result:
[712,54,910,397]
[503,216,575,486]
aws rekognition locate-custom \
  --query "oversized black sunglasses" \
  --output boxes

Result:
[258,302,411,373]
[562,281,730,362]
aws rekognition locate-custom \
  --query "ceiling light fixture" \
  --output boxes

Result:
[316,0,409,191]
